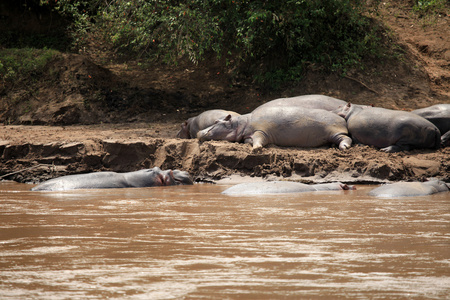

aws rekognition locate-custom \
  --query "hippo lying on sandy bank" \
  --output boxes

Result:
[179,95,348,139]
[335,103,441,153]
[254,94,347,112]
[412,104,450,147]
[222,181,355,195]
[368,179,449,198]
[177,109,240,139]
[197,106,352,150]
[31,167,193,191]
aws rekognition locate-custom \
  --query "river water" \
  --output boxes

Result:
[0,181,449,299]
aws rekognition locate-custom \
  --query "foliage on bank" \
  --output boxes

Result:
[5,0,448,86]
[37,0,386,85]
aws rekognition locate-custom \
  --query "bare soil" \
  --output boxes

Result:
[0,1,449,184]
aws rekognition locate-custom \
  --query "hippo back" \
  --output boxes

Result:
[368,180,449,197]
[31,172,127,191]
[249,106,350,148]
[223,181,315,195]
[412,104,450,134]
[344,106,441,150]
[222,181,353,195]
[253,95,347,112]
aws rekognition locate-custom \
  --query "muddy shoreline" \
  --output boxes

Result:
[1,124,448,185]
[1,2,449,185]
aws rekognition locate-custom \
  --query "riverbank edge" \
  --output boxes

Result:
[1,137,448,184]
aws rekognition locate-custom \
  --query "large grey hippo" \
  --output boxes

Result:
[197,106,352,150]
[222,181,355,195]
[31,167,193,191]
[177,109,240,139]
[368,179,449,197]
[253,94,348,112]
[335,103,441,152]
[412,104,450,147]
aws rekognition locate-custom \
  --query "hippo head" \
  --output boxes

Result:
[335,102,367,121]
[172,169,194,185]
[335,102,352,119]
[197,114,238,142]
[423,178,450,193]
[176,120,190,139]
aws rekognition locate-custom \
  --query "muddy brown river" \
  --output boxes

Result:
[0,181,449,299]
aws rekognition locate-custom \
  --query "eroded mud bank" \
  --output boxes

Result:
[1,138,448,184]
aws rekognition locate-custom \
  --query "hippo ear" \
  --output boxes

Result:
[180,121,188,129]
[346,102,352,108]
[224,114,232,121]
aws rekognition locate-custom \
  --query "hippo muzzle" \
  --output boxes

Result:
[196,128,210,141]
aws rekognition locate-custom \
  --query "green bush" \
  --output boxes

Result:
[39,0,97,49]
[40,0,386,85]
[100,1,223,64]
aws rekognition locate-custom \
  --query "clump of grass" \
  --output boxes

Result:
[0,48,59,82]
[412,0,449,15]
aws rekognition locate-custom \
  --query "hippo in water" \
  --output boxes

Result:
[368,179,449,197]
[412,104,450,147]
[31,167,193,191]
[197,106,352,150]
[253,94,348,112]
[335,103,441,152]
[222,181,355,195]
[177,109,240,139]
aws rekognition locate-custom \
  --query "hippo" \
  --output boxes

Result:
[335,103,441,152]
[31,167,193,191]
[197,106,352,150]
[441,131,450,147]
[253,94,348,112]
[177,109,241,139]
[368,179,449,197]
[222,181,355,195]
[412,104,450,147]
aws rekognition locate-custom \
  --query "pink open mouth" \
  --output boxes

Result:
[156,170,175,186]
[340,183,356,190]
